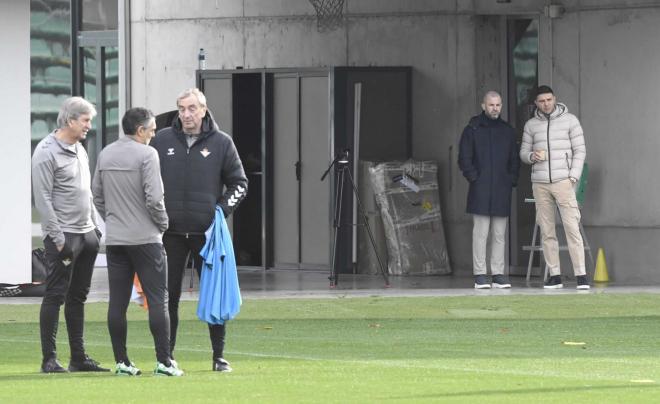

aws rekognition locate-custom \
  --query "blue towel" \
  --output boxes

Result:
[197,206,242,325]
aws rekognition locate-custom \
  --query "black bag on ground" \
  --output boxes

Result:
[32,248,48,283]
[0,249,49,297]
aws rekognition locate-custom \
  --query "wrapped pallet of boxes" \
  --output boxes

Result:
[369,160,451,275]
[356,161,389,275]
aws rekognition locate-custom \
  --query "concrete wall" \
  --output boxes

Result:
[553,2,660,282]
[131,0,660,282]
[0,0,31,283]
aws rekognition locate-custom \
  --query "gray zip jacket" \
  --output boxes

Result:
[520,103,586,183]
[92,136,168,245]
[32,131,97,246]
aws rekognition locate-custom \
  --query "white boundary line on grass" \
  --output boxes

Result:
[1,337,655,383]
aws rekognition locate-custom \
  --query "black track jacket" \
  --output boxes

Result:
[151,112,248,235]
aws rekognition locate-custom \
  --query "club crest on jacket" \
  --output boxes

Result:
[200,148,211,158]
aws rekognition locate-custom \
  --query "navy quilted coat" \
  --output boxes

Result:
[458,112,520,217]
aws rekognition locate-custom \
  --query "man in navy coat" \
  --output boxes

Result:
[459,91,520,289]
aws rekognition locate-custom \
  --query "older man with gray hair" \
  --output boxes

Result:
[151,88,247,372]
[32,96,108,373]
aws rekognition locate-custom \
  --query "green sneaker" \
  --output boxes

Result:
[154,360,184,377]
[115,361,141,376]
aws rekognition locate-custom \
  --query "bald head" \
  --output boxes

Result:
[481,91,502,120]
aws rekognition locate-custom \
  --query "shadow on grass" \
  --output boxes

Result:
[385,383,660,400]
[0,372,112,382]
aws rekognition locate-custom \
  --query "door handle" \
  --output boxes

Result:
[295,161,301,181]
[448,145,453,191]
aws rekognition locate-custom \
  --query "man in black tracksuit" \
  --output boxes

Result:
[150,88,247,372]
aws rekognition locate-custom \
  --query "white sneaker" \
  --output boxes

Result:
[154,360,184,377]
[115,361,141,376]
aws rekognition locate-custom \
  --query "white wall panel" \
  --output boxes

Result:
[0,0,31,284]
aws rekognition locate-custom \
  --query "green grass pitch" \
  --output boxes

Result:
[1,293,660,403]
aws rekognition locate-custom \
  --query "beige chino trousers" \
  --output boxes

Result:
[532,179,586,276]
[472,215,507,276]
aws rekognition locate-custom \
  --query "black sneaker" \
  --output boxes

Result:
[68,355,110,372]
[0,285,22,297]
[41,357,68,373]
[213,358,233,372]
[492,274,511,289]
[544,275,563,289]
[474,275,491,289]
[576,275,590,290]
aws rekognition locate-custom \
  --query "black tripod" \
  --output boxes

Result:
[321,149,390,288]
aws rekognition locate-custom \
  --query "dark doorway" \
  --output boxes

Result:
[232,74,263,267]
[507,17,539,273]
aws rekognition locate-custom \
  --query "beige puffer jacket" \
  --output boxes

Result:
[520,103,586,183]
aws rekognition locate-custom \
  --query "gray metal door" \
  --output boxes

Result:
[203,76,233,132]
[300,75,331,267]
[273,75,300,267]
[272,73,331,269]
[200,76,235,232]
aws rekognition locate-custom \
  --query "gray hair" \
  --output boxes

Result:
[56,96,97,128]
[482,91,502,103]
[176,88,207,109]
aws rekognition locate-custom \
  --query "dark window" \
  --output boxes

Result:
[82,0,118,30]
[30,0,72,150]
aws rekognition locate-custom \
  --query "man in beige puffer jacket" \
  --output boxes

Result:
[520,85,588,290]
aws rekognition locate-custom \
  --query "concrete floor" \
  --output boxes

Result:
[3,265,660,305]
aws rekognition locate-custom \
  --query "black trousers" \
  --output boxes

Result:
[40,230,99,361]
[163,233,226,360]
[106,243,171,364]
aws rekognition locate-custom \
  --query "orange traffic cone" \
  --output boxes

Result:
[593,248,609,283]
[132,274,148,310]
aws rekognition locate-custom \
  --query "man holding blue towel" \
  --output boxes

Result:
[151,88,248,372]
